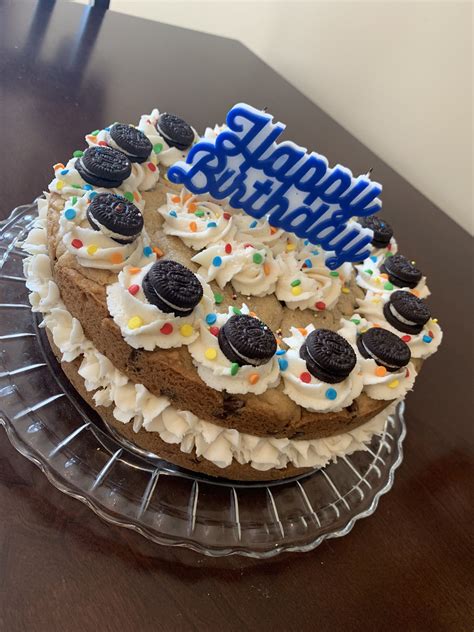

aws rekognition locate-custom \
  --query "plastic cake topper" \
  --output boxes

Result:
[168,103,382,269]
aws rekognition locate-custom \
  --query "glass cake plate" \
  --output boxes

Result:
[0,202,406,558]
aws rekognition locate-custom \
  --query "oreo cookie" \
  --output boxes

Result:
[87,193,143,244]
[110,124,152,163]
[218,314,277,367]
[380,254,422,289]
[383,290,431,335]
[76,146,132,188]
[357,327,411,372]
[358,215,393,248]
[142,260,203,317]
[299,329,356,384]
[156,113,194,151]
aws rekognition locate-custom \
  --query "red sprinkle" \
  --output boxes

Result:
[128,284,139,296]
[223,212,231,220]
[98,140,108,146]
[209,326,220,337]
[428,330,434,338]
[71,239,83,249]
[300,372,311,383]
[160,323,173,335]
[315,301,326,311]
[405,369,410,378]
[401,335,411,343]
[244,243,254,249]
[147,162,157,172]
[224,243,232,254]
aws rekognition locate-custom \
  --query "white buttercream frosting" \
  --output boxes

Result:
[57,193,153,271]
[281,325,364,412]
[137,108,199,167]
[357,291,442,359]
[338,315,417,400]
[355,254,430,298]
[203,123,227,140]
[157,189,234,250]
[106,262,214,350]
[231,210,285,248]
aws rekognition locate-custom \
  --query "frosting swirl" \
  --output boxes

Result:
[231,210,285,248]
[137,108,199,167]
[106,262,214,350]
[355,254,430,298]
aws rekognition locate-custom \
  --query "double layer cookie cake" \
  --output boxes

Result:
[21,106,443,480]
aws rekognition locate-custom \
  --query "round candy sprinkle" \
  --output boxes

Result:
[401,335,412,343]
[422,335,432,343]
[249,373,260,385]
[297,327,308,336]
[263,263,271,276]
[71,238,83,249]
[169,210,177,217]
[87,244,98,255]
[303,259,312,269]
[270,227,278,235]
[364,269,373,275]
[194,210,204,217]
[88,191,97,200]
[388,379,400,389]
[230,362,239,376]
[223,212,231,220]
[212,256,222,267]
[300,372,311,383]
[160,323,173,335]
[110,252,124,264]
[90,130,99,136]
[370,255,378,262]
[97,141,108,147]
[147,162,157,172]
[53,162,65,170]
[205,348,217,361]
[83,184,93,191]
[214,292,223,304]
[71,196,78,205]
[153,247,164,258]
[133,192,141,202]
[290,279,301,287]
[375,366,387,377]
[330,271,339,277]
[232,307,241,315]
[73,150,84,158]
[209,326,220,337]
[56,181,64,190]
[127,316,143,330]
[128,267,141,275]
[325,387,337,400]
[249,220,258,229]
[206,313,217,325]
[64,208,76,220]
[143,246,153,257]
[60,169,69,175]
[311,249,319,256]
[153,143,163,154]
[291,286,302,296]
[207,221,217,228]
[252,252,263,264]
[224,243,232,254]
[384,281,394,291]
[180,324,194,337]
[286,243,296,252]
[342,287,350,294]
[315,301,326,310]
[128,284,139,296]
[351,318,361,325]
[276,349,286,356]
[278,358,288,371]
[123,192,134,202]
[71,184,82,189]
[189,221,197,232]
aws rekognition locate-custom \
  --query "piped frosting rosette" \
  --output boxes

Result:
[231,211,285,248]
[106,261,214,350]
[58,193,152,271]
[137,108,199,167]
[280,325,364,412]
[357,291,442,359]
[203,123,227,140]
[157,190,234,250]
[338,316,417,400]
[191,241,280,297]
[188,305,280,395]
[355,254,430,298]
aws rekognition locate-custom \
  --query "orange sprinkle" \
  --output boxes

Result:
[297,327,308,336]
[110,252,124,264]
[86,135,97,143]
[187,202,197,213]
[249,311,257,317]
[183,194,193,202]
[270,227,278,235]
[411,289,420,297]
[372,323,381,328]
[133,191,141,202]
[171,195,180,203]
[189,221,197,232]
[379,273,389,279]
[276,338,282,346]
[153,246,164,258]
[53,162,65,171]
[128,267,141,274]
[249,373,260,385]
[263,262,271,276]
[375,366,387,377]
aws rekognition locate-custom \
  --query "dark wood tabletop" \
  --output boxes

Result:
[1,2,473,631]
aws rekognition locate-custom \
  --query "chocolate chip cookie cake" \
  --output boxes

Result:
[21,109,443,480]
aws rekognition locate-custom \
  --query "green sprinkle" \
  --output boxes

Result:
[351,318,361,325]
[214,292,224,304]
[91,130,99,136]
[290,279,301,287]
[364,269,373,275]
[232,307,241,315]
[71,196,77,205]
[252,252,263,264]
[73,150,84,158]
[123,192,134,202]
[385,251,394,258]
[230,363,239,376]
[330,271,339,277]
[194,210,205,217]
[71,184,82,189]
[153,143,163,154]
[384,281,394,291]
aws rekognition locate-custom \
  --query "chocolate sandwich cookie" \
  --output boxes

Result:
[87,193,143,244]
[383,290,431,335]
[109,124,152,163]
[380,253,422,289]
[142,260,203,317]
[76,146,132,188]
[156,113,194,151]
[359,215,393,248]
[357,327,411,372]
[218,314,277,367]
[299,329,357,384]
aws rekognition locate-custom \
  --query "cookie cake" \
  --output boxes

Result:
[21,106,443,480]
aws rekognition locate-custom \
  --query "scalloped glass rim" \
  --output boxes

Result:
[0,201,406,558]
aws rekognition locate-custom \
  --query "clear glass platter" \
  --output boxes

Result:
[0,202,406,558]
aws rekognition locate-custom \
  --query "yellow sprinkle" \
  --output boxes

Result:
[431,318,438,324]
[371,297,380,303]
[360,328,368,334]
[128,316,143,330]
[56,180,64,190]
[87,244,98,255]
[204,348,217,361]
[342,287,350,294]
[180,324,194,337]
[388,379,400,389]
[286,243,296,252]
[291,286,302,296]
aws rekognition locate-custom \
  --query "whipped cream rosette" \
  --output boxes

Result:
[231,211,285,248]
[203,123,227,140]
[280,325,364,412]
[355,254,430,298]
[339,316,417,400]
[188,305,280,395]
[137,108,199,167]
[357,291,442,359]
[106,261,214,350]
[57,193,152,271]
[157,190,234,250]
[191,241,280,297]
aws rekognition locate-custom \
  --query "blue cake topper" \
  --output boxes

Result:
[168,103,382,269]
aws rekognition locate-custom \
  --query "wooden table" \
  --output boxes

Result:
[1,3,472,630]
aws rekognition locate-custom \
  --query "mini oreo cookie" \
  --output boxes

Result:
[380,253,422,289]
[357,327,411,372]
[218,314,277,367]
[110,124,152,163]
[76,146,132,188]
[156,113,194,151]
[358,215,393,248]
[87,193,143,244]
[383,290,431,335]
[299,329,356,384]
[142,259,203,317]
